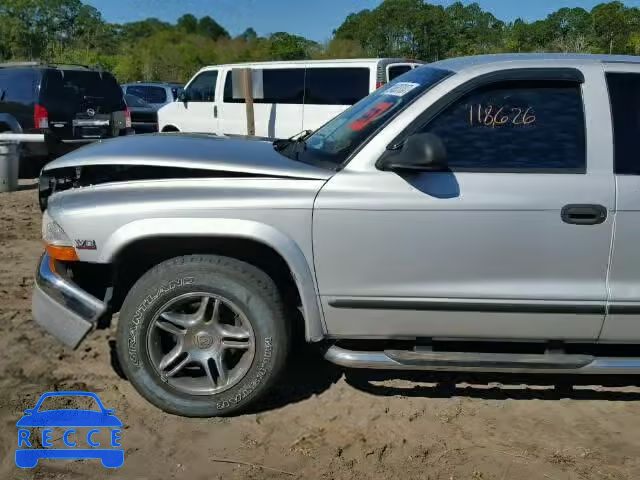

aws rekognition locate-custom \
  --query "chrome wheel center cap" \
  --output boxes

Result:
[195,332,216,350]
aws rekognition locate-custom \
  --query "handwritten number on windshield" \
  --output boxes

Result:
[468,104,536,127]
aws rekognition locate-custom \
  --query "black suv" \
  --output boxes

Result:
[0,62,132,177]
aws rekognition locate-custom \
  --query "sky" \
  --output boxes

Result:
[85,0,640,42]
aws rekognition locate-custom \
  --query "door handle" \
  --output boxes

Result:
[561,204,607,225]
[213,105,218,118]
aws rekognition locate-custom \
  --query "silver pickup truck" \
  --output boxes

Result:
[33,54,640,417]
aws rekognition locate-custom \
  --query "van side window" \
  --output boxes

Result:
[607,72,640,175]
[185,71,218,102]
[223,69,304,104]
[418,80,586,172]
[304,68,370,105]
[388,65,412,82]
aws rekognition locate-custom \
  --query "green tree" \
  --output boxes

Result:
[313,38,365,59]
[197,16,229,40]
[333,10,376,53]
[8,0,640,83]
[545,8,593,52]
[177,14,198,34]
[0,0,92,59]
[238,27,258,42]
[268,32,314,60]
[446,2,506,55]
[592,1,630,53]
[116,18,172,45]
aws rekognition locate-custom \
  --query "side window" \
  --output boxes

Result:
[419,80,586,172]
[0,69,37,104]
[0,71,9,101]
[607,72,640,175]
[388,65,413,82]
[185,71,218,102]
[305,67,370,105]
[223,68,304,104]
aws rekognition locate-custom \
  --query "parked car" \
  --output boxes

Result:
[121,82,180,109]
[0,62,131,177]
[34,53,640,417]
[124,94,158,134]
[158,58,423,138]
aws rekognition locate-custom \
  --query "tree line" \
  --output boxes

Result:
[1,0,640,83]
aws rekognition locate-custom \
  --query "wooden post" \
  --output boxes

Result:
[241,68,255,136]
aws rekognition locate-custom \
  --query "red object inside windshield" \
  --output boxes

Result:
[349,101,394,132]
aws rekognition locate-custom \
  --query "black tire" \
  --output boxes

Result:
[116,254,289,417]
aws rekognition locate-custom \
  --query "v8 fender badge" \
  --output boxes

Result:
[75,239,97,250]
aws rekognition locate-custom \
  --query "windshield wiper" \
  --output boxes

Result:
[273,129,313,152]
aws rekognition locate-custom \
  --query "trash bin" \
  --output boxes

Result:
[0,141,19,193]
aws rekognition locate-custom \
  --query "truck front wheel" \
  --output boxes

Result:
[116,255,289,417]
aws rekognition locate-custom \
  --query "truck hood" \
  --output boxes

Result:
[39,133,333,210]
[43,133,333,180]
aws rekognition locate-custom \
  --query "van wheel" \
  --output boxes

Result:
[116,255,289,417]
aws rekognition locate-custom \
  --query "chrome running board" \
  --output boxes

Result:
[325,345,640,374]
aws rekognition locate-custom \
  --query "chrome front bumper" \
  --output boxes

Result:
[32,253,107,349]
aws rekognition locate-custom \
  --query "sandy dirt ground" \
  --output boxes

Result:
[1,185,640,480]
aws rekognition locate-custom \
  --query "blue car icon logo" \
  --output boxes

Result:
[16,391,124,468]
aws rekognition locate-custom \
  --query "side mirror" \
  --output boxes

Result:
[378,133,448,173]
[178,91,188,103]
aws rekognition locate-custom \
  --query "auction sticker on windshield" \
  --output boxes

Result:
[383,82,421,97]
[15,391,124,469]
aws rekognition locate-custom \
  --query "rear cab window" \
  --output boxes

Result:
[606,72,640,175]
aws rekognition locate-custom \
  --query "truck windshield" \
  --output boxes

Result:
[299,66,454,167]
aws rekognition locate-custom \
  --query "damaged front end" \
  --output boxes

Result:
[38,133,333,211]
[38,164,248,211]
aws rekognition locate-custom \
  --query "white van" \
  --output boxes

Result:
[157,58,423,138]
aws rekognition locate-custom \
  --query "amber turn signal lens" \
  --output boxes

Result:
[45,244,79,262]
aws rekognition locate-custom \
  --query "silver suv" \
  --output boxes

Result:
[121,82,182,109]
[33,54,640,417]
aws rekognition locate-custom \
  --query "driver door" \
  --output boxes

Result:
[313,68,614,341]
[177,69,219,133]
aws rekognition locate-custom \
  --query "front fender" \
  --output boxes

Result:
[100,217,325,342]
